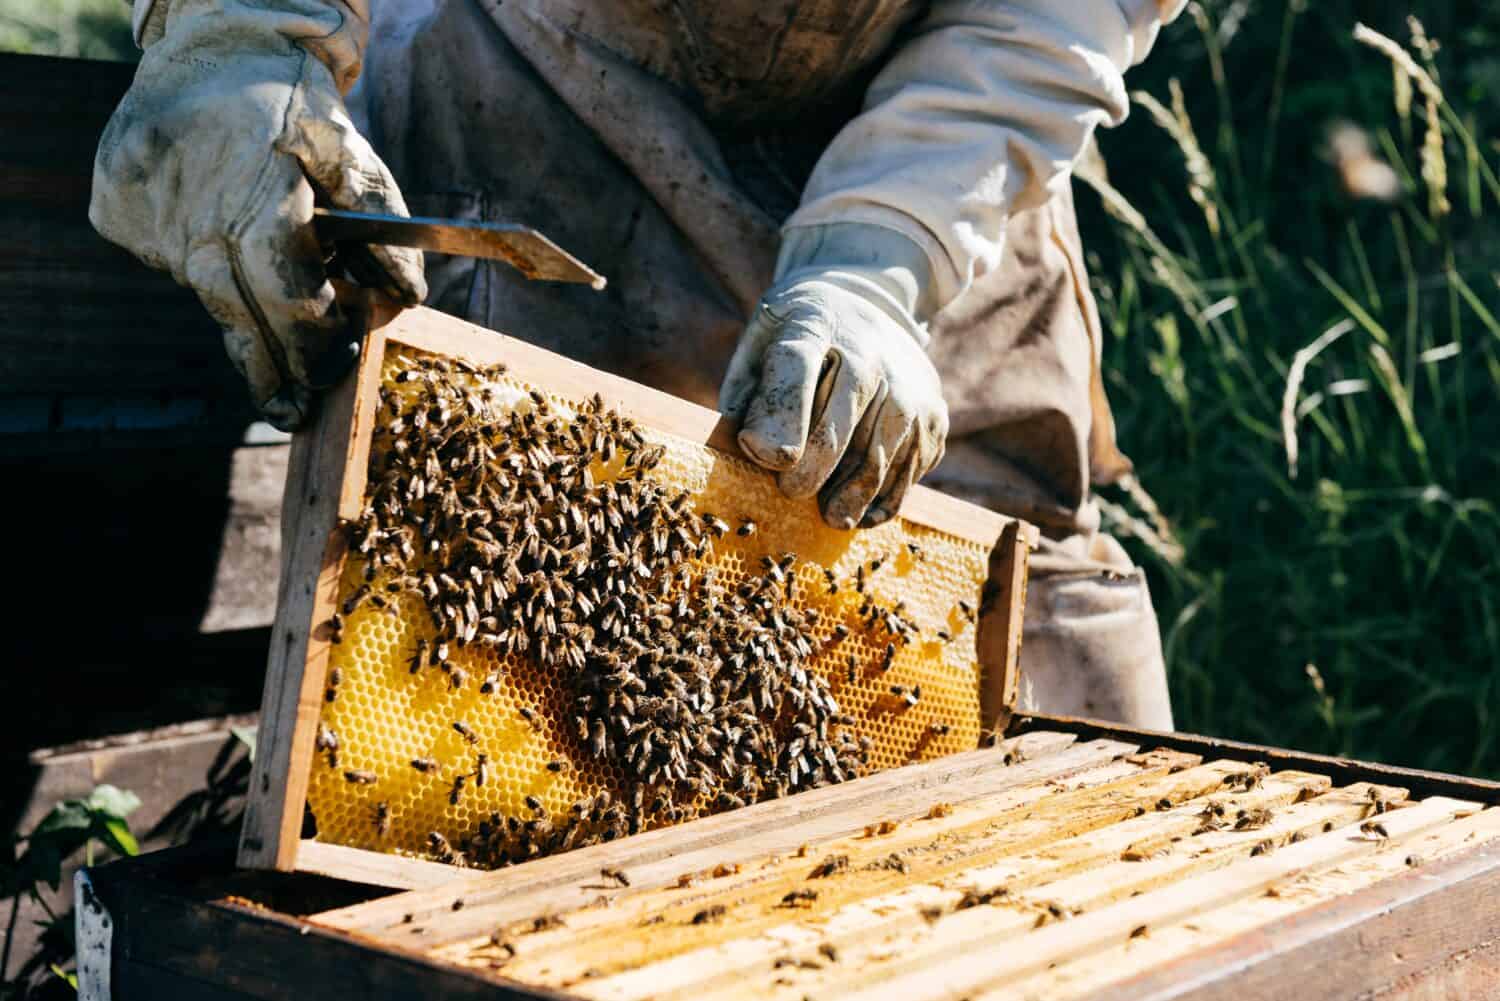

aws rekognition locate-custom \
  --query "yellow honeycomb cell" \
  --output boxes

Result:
[305,349,992,865]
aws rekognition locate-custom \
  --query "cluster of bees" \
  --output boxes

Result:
[329,354,969,866]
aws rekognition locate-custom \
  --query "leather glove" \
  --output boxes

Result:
[720,224,948,530]
[91,0,426,431]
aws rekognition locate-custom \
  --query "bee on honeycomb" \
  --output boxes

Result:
[306,351,991,866]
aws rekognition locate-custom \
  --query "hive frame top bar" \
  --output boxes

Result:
[237,306,1036,883]
[370,308,1033,547]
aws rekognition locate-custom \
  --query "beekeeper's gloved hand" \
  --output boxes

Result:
[720,224,948,530]
[90,0,426,431]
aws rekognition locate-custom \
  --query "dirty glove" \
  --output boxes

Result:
[720,224,948,530]
[91,0,426,431]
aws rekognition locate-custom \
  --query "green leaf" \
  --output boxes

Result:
[84,785,142,821]
[95,816,139,858]
[230,725,259,762]
[22,838,65,891]
[32,801,92,837]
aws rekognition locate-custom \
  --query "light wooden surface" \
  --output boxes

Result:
[94,732,1500,1001]
[295,840,488,893]
[815,798,1477,1001]
[1005,805,1500,1000]
[310,732,1112,938]
[237,327,387,871]
[376,307,1033,548]
[298,727,1497,1001]
[241,304,1037,881]
[979,520,1031,735]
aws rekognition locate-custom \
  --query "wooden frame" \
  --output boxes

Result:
[87,720,1500,1001]
[238,306,1037,882]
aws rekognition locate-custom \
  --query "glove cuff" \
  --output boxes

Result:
[131,0,368,93]
[775,222,935,348]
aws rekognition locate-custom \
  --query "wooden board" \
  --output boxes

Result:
[0,53,254,450]
[238,306,1036,881]
[83,729,1500,1001]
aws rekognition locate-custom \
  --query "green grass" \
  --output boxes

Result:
[0,0,134,61]
[4,1,1496,778]
[1081,2,1500,778]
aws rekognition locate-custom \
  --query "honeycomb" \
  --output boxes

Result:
[305,347,993,866]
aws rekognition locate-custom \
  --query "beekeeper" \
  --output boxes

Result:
[91,0,1183,729]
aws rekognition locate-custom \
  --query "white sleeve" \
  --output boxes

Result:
[784,0,1185,308]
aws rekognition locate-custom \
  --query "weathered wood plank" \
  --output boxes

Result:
[309,733,1113,940]
[378,310,1032,547]
[442,749,1207,987]
[91,854,564,1001]
[1033,806,1500,1001]
[569,765,1325,1000]
[1017,713,1500,805]
[238,326,386,871]
[978,520,1029,734]
[296,839,488,892]
[0,54,242,405]
[829,796,1479,1001]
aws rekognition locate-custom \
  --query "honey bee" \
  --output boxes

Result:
[427,831,457,863]
[811,854,849,878]
[453,720,479,744]
[474,753,490,788]
[600,866,630,887]
[344,769,377,785]
[779,889,818,908]
[927,722,951,737]
[408,639,428,674]
[691,904,727,925]
[341,585,371,616]
[316,724,340,753]
[450,774,466,806]
[1223,763,1269,791]
[890,684,920,708]
[736,519,756,537]
[525,795,544,814]
[546,759,566,773]
[411,757,439,773]
[1235,807,1274,831]
[373,801,391,838]
[1360,820,1390,840]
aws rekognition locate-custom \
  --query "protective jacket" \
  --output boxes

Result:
[120,0,1182,727]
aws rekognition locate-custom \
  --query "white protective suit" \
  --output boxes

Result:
[100,0,1183,728]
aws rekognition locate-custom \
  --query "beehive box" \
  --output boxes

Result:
[82,715,1500,1000]
[239,305,1034,887]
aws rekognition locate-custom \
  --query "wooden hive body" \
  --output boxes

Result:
[88,716,1500,1000]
